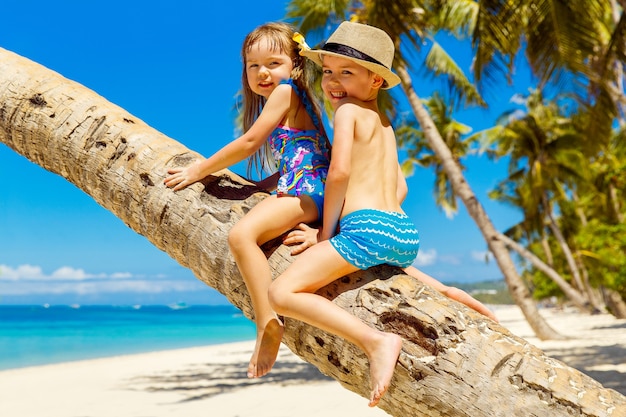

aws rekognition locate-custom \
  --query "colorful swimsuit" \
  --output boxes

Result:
[329,209,420,269]
[269,79,330,217]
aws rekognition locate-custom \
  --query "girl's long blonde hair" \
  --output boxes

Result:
[240,22,327,177]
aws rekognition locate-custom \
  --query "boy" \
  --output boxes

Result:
[268,21,416,407]
[288,22,497,323]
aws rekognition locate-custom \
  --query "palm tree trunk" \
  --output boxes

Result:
[395,65,562,341]
[540,233,555,266]
[497,234,591,311]
[609,182,624,223]
[2,47,625,417]
[575,253,606,313]
[603,287,626,318]
[545,207,587,293]
[571,190,589,227]
[611,0,626,128]
[545,207,603,311]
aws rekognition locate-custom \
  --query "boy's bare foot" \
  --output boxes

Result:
[368,332,402,407]
[247,317,284,378]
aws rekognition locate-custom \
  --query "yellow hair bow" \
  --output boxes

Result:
[292,32,310,55]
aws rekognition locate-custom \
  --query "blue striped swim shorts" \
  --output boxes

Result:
[329,209,420,269]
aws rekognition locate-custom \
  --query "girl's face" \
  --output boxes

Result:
[321,55,381,108]
[245,39,294,99]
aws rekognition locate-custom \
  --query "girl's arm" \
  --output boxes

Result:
[164,84,293,191]
[320,103,355,241]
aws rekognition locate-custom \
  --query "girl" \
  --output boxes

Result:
[164,22,330,379]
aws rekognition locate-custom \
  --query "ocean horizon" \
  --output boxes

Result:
[0,304,256,371]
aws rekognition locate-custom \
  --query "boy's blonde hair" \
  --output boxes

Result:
[240,22,325,177]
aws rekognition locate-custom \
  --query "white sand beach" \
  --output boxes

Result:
[1,305,625,417]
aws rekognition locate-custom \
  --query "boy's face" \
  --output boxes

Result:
[245,39,293,99]
[320,55,382,107]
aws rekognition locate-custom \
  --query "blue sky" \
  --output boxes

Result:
[0,1,530,305]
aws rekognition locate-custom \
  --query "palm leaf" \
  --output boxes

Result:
[471,0,524,89]
[424,41,487,108]
[285,0,350,36]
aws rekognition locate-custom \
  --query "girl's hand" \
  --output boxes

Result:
[164,161,204,191]
[284,223,320,255]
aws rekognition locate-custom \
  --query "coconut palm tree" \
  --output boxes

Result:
[286,0,562,339]
[487,176,593,311]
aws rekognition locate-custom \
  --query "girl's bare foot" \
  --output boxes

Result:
[247,317,284,378]
[367,332,402,407]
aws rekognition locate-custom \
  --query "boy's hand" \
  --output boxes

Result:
[284,223,320,255]
[164,161,203,191]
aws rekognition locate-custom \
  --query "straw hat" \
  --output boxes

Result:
[299,21,400,89]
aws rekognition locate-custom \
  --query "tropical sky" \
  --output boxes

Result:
[0,0,531,305]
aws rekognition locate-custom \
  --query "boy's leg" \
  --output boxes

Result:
[269,241,402,407]
[229,194,319,378]
[404,266,498,322]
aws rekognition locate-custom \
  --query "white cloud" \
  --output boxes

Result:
[0,263,204,296]
[0,280,203,296]
[414,249,437,266]
[0,264,45,280]
[0,264,132,281]
[470,250,493,263]
[438,254,462,265]
[510,94,527,105]
[110,272,133,279]
[50,266,90,280]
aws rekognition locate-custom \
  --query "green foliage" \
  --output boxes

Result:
[574,220,626,298]
[528,269,565,301]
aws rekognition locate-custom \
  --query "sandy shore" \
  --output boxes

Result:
[0,305,625,417]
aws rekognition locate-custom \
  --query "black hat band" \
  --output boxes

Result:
[321,42,387,69]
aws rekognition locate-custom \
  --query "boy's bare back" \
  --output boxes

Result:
[334,97,404,218]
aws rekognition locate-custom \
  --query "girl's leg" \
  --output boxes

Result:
[269,242,403,407]
[228,194,318,378]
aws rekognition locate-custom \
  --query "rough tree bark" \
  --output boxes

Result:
[1,48,625,417]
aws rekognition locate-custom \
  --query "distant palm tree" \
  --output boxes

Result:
[482,90,596,297]
[488,178,593,312]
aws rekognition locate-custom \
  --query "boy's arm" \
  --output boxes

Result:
[164,84,292,191]
[320,104,355,241]
[396,164,408,204]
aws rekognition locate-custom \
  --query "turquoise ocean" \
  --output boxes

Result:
[0,304,256,371]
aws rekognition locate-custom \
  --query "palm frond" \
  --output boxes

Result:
[424,41,487,108]
[285,0,350,38]
[524,0,599,90]
[429,0,478,38]
[471,0,524,89]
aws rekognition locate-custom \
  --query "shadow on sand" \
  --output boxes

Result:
[125,349,332,403]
